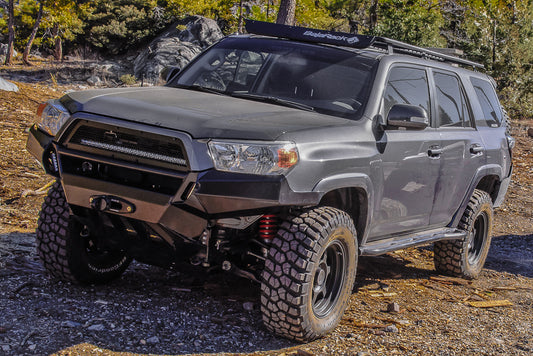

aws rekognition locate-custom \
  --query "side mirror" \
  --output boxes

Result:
[161,66,181,82]
[387,104,429,130]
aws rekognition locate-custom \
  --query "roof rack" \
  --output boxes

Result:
[245,20,484,69]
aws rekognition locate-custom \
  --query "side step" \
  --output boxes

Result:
[360,228,467,256]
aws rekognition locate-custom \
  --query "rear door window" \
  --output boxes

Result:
[433,72,472,128]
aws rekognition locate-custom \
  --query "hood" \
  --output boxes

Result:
[62,86,353,140]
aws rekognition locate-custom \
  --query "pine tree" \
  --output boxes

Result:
[4,0,14,65]
[277,0,296,25]
[23,0,44,65]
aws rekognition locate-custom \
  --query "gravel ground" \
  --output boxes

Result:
[0,233,291,355]
[0,233,294,355]
[0,231,531,355]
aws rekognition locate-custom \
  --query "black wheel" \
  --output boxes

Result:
[261,207,358,342]
[434,189,493,279]
[36,181,130,284]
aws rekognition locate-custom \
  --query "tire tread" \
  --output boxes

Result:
[261,207,357,341]
[434,189,493,279]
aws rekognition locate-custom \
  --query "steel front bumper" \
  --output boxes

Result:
[27,126,319,239]
[60,170,318,239]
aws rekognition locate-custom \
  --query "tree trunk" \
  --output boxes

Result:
[4,0,15,65]
[276,0,296,25]
[52,23,63,61]
[23,2,44,66]
[238,0,244,33]
[369,0,378,32]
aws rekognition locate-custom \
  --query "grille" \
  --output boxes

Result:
[65,122,188,171]
[60,154,182,195]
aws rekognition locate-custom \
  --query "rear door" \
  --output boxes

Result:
[469,77,511,178]
[429,70,486,227]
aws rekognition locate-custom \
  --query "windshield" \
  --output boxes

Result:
[169,37,377,119]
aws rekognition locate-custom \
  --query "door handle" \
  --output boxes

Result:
[470,144,484,154]
[428,146,443,157]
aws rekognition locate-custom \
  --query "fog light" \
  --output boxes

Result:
[44,148,59,176]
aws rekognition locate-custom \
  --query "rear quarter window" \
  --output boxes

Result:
[470,77,503,128]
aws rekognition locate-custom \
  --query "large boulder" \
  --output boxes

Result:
[177,15,224,47]
[133,16,223,84]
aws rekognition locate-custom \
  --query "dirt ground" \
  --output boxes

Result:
[0,71,532,356]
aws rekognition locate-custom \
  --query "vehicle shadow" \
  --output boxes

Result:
[484,234,533,278]
[355,247,437,288]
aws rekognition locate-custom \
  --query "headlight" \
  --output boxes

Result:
[36,100,71,136]
[208,141,298,175]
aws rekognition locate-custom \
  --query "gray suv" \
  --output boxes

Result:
[26,20,513,341]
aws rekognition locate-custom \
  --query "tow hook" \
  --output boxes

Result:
[89,195,136,214]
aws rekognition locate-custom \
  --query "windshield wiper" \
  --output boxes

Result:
[231,93,314,111]
[177,84,224,95]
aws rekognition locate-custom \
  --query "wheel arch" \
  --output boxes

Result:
[313,174,373,244]
[450,164,504,227]
[476,174,501,203]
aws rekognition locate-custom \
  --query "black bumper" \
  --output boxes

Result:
[27,127,319,238]
[26,125,56,174]
[60,169,318,238]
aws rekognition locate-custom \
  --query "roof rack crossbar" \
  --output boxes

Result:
[244,20,484,69]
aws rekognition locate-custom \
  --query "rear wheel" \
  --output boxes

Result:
[261,207,358,341]
[36,181,130,284]
[434,189,493,279]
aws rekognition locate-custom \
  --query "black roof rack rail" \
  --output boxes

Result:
[371,37,484,69]
[245,20,484,69]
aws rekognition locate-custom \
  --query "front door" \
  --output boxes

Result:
[369,65,441,239]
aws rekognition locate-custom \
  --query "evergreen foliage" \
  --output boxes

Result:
[0,0,531,119]
[370,0,446,48]
[85,0,167,54]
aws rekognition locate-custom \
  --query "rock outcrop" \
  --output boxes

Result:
[133,16,223,84]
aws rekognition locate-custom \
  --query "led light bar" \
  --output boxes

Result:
[80,139,187,166]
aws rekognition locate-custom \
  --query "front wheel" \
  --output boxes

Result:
[434,189,493,279]
[260,207,358,342]
[36,181,130,284]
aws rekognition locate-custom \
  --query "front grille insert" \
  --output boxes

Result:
[60,154,183,195]
[64,121,188,171]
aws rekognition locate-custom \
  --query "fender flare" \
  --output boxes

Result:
[449,164,503,228]
[313,173,374,245]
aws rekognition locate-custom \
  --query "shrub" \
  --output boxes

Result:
[119,74,137,85]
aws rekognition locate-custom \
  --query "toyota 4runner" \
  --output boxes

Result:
[26,20,514,341]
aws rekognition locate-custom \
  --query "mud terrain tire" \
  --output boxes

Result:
[36,181,130,284]
[261,206,358,341]
[434,189,493,279]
